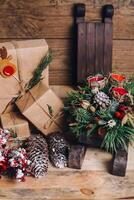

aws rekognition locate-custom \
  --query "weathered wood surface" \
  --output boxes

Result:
[0,148,133,200]
[76,4,114,82]
[0,0,134,39]
[48,39,134,84]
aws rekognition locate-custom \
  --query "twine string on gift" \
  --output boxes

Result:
[29,89,63,130]
[20,84,63,131]
[9,112,18,136]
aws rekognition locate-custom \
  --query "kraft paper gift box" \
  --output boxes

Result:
[0,39,49,114]
[15,82,64,135]
[0,112,31,140]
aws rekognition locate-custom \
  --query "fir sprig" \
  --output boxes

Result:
[124,82,134,96]
[72,108,92,124]
[101,125,134,154]
[64,90,84,106]
[25,51,52,91]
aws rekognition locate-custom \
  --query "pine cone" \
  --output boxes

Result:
[94,92,111,109]
[47,132,69,168]
[24,135,48,178]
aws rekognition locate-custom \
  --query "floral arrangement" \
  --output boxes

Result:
[64,73,134,154]
[0,129,30,182]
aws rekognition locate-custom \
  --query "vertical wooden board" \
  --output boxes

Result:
[86,23,95,76]
[95,23,104,74]
[104,22,113,74]
[77,23,87,82]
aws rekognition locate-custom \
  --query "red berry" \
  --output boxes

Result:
[114,111,124,120]
[114,111,121,118]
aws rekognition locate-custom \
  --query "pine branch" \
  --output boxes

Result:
[66,91,84,105]
[95,109,113,121]
[72,108,91,124]
[25,51,52,91]
[101,125,134,154]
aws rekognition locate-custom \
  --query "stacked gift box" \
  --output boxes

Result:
[0,39,64,140]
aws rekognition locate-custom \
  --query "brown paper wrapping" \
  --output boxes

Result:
[0,39,49,114]
[1,112,31,140]
[0,42,19,114]
[16,83,64,135]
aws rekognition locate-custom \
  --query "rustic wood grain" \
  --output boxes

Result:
[0,171,134,200]
[0,1,134,39]
[0,146,133,200]
[86,23,96,75]
[47,39,134,84]
[77,23,87,82]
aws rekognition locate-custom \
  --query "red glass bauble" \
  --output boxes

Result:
[3,65,15,76]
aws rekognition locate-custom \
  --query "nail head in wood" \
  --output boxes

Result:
[112,149,128,177]
[68,145,86,169]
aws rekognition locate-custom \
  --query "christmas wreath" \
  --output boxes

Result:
[64,73,134,154]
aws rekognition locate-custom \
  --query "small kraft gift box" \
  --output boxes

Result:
[0,111,31,140]
[0,39,49,114]
[15,82,64,135]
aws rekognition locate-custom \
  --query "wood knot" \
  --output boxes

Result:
[80,188,94,196]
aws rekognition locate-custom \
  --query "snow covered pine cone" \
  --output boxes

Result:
[94,91,111,109]
[24,135,48,178]
[47,132,69,168]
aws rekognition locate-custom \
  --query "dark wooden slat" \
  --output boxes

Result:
[112,149,128,177]
[68,145,86,169]
[95,23,105,74]
[77,23,87,82]
[86,23,95,76]
[103,22,113,74]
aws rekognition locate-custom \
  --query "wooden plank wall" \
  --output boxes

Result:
[0,0,134,84]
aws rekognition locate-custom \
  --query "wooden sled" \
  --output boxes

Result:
[68,3,128,177]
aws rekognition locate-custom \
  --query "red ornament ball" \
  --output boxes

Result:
[3,66,15,76]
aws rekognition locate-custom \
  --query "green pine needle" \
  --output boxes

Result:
[25,50,52,91]
[72,108,91,124]
[101,125,134,154]
[65,91,84,106]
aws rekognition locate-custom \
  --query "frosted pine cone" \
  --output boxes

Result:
[24,135,48,178]
[94,91,111,109]
[47,132,69,168]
